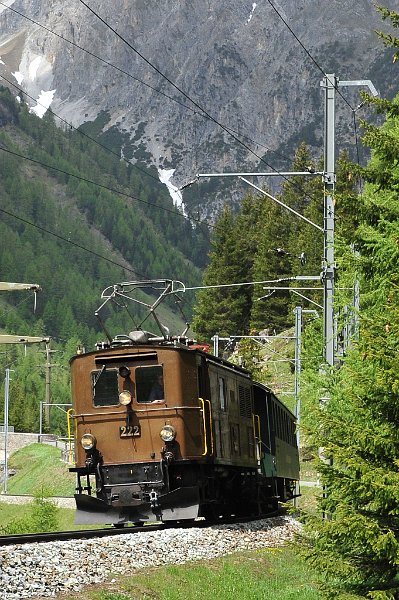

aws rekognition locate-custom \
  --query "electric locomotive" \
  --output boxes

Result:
[69,281,299,525]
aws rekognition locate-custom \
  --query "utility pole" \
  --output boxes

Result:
[0,282,48,492]
[322,74,336,368]
[321,75,378,367]
[294,306,302,446]
[2,368,13,494]
[39,344,58,433]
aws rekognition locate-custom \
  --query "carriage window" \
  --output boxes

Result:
[219,377,226,411]
[91,368,119,407]
[136,366,164,403]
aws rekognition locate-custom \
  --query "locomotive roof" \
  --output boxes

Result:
[70,340,252,377]
[70,340,295,417]
[253,380,297,419]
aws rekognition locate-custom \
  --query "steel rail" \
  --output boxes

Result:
[0,509,284,547]
[0,523,165,547]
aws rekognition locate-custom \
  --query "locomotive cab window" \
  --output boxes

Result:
[136,365,164,403]
[91,367,119,407]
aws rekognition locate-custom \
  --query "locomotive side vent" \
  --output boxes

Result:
[239,385,252,418]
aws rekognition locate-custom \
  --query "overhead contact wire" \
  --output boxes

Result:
[78,0,301,181]
[265,0,355,111]
[0,1,295,167]
[0,145,212,230]
[0,73,211,239]
[0,204,146,278]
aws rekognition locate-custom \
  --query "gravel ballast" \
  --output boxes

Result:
[0,516,301,599]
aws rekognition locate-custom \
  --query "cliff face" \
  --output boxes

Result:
[0,0,397,215]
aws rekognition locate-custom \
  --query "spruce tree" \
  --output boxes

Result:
[192,194,263,341]
[250,195,292,333]
[192,206,244,340]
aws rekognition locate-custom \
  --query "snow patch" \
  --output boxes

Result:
[30,89,56,118]
[0,57,4,65]
[12,71,23,85]
[247,3,257,23]
[29,56,43,81]
[158,168,186,214]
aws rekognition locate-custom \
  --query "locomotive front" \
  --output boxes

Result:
[70,344,206,525]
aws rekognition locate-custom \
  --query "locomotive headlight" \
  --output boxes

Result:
[81,433,96,450]
[119,390,132,406]
[160,425,176,442]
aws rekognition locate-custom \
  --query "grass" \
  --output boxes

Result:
[300,458,318,482]
[296,485,322,514]
[60,547,322,600]
[6,442,76,496]
[0,501,103,532]
[1,444,327,597]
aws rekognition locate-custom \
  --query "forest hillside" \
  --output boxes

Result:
[0,87,209,347]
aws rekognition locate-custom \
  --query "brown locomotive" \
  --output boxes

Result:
[69,281,299,525]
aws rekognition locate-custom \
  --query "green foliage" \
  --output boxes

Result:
[250,196,292,333]
[0,87,205,345]
[229,337,270,383]
[0,488,59,534]
[376,5,399,63]
[192,197,263,340]
[301,10,399,597]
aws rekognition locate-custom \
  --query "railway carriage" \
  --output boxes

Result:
[70,335,300,525]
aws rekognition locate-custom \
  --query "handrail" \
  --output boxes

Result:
[199,397,214,456]
[199,398,207,456]
[253,413,261,439]
[207,399,214,455]
[66,408,76,464]
[252,413,261,461]
[72,406,201,418]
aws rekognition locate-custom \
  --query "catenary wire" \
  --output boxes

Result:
[0,203,148,279]
[0,71,158,185]
[0,144,212,229]
[78,0,307,181]
[0,291,37,316]
[0,146,203,279]
[2,0,325,211]
[0,1,196,117]
[265,0,355,112]
[0,73,211,238]
[0,1,295,167]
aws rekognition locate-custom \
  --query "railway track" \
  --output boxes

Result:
[1,512,298,599]
[0,509,281,547]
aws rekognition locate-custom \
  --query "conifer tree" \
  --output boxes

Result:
[304,10,399,598]
[192,200,261,341]
[250,196,292,333]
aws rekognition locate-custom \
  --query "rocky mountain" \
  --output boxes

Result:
[0,0,397,218]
